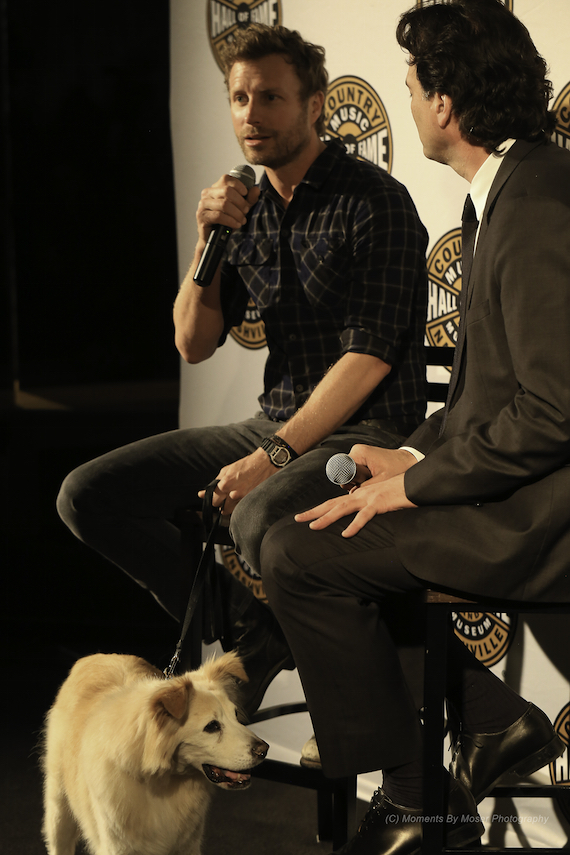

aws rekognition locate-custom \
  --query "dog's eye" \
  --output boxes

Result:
[203,720,221,733]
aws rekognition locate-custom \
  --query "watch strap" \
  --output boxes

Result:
[260,435,299,468]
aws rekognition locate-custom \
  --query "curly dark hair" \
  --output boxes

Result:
[220,24,328,136]
[396,0,556,151]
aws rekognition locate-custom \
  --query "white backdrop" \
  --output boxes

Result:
[170,1,570,845]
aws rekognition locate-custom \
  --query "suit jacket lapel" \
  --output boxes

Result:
[466,140,543,307]
[444,140,544,426]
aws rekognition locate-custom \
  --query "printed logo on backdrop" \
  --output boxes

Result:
[230,298,266,349]
[323,76,393,173]
[552,82,570,152]
[452,611,516,666]
[550,703,570,820]
[207,0,282,71]
[426,229,462,357]
[416,0,513,9]
[220,545,267,602]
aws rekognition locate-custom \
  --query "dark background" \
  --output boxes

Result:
[1,5,182,848]
[2,0,180,639]
[0,7,339,851]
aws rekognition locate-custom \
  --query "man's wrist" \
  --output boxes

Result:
[399,446,425,463]
[260,435,300,468]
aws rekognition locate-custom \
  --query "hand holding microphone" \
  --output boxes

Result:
[194,164,256,287]
[325,453,371,490]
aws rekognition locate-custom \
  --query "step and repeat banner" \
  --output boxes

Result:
[170,1,570,845]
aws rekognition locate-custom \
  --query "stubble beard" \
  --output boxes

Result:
[238,104,313,170]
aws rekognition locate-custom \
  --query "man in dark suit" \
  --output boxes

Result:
[259,2,570,852]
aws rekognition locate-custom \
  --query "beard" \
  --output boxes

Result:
[237,104,313,170]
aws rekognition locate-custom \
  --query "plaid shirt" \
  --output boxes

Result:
[220,140,428,434]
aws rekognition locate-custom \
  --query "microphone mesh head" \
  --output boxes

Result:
[229,164,256,190]
[326,453,357,486]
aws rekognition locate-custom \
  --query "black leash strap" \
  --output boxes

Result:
[163,480,224,679]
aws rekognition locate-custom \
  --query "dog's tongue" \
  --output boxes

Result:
[218,767,250,783]
[207,765,251,784]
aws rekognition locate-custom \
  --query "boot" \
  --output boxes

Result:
[177,565,295,717]
[224,574,296,717]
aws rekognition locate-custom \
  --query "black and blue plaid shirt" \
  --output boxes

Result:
[220,140,428,434]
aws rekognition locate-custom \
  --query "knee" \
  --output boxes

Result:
[56,460,102,535]
[230,491,274,574]
[260,516,312,607]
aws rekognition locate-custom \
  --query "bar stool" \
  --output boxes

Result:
[423,590,570,853]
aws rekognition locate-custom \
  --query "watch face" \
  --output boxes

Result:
[272,447,289,466]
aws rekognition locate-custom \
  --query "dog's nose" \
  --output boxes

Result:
[253,739,269,759]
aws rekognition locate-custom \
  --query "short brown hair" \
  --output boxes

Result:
[220,24,328,136]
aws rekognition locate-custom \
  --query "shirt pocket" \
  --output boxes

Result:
[226,236,274,268]
[226,237,276,308]
[296,236,353,307]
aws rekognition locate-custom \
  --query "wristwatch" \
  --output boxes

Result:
[260,435,299,468]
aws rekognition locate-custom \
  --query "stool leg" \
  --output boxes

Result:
[316,789,333,842]
[331,777,357,850]
[423,602,449,852]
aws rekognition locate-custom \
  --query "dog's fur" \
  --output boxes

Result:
[42,651,268,855]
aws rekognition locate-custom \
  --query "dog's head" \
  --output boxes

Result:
[143,652,268,789]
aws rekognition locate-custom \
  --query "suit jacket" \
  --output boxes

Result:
[392,139,570,601]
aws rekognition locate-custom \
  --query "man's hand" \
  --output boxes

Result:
[349,444,419,481]
[295,473,416,538]
[198,447,277,514]
[196,173,260,243]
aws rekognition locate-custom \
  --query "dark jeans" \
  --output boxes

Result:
[57,413,404,621]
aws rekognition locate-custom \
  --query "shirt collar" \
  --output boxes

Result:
[470,138,517,222]
[259,139,346,197]
[300,139,346,188]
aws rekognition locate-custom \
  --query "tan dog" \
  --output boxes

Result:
[42,651,268,855]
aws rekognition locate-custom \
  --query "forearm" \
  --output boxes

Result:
[173,242,225,363]
[174,172,259,364]
[275,352,391,455]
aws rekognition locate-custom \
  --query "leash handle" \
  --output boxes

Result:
[163,480,224,679]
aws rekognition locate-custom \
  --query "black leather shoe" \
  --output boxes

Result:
[450,701,565,803]
[330,778,484,854]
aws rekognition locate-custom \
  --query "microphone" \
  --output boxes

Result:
[326,453,371,489]
[194,164,256,287]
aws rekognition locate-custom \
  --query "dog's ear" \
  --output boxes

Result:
[153,677,194,723]
[207,651,249,686]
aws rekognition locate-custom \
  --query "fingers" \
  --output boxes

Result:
[198,483,230,512]
[294,498,369,538]
[294,499,339,523]
[348,444,416,480]
[339,506,377,538]
[197,174,258,235]
[246,185,261,206]
[295,495,361,528]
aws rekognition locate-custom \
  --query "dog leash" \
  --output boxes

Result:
[163,480,224,679]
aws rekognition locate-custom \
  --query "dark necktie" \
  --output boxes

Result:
[460,193,478,293]
[439,194,479,436]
